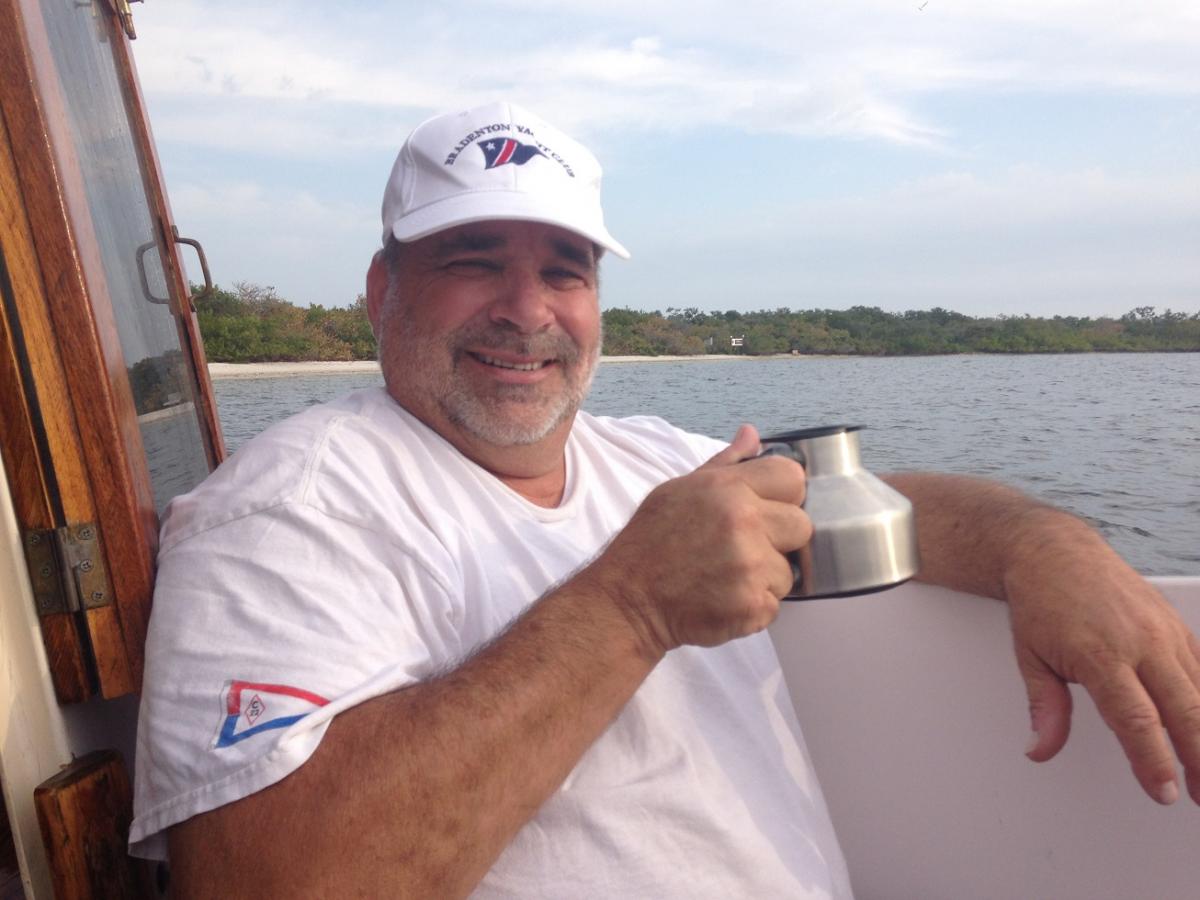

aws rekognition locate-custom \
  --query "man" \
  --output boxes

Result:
[132,102,1200,898]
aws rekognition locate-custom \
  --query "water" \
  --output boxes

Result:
[212,354,1200,575]
[140,404,215,516]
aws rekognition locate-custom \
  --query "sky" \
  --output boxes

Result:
[130,1,1200,318]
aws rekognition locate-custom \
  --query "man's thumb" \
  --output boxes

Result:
[704,424,761,467]
[1020,655,1073,762]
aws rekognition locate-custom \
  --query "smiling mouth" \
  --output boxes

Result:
[472,352,553,372]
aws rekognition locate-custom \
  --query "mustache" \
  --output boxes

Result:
[450,323,582,364]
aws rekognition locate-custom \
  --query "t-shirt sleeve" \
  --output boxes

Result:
[129,500,460,859]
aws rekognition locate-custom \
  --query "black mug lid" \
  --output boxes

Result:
[762,424,864,443]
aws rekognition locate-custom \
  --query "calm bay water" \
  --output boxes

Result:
[213,354,1200,575]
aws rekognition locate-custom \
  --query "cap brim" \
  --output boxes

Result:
[387,190,630,260]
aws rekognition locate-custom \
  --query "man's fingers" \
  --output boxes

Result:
[1087,667,1180,804]
[1185,636,1200,800]
[700,425,807,507]
[703,424,761,467]
[1019,654,1072,762]
[1142,653,1200,804]
[1181,647,1200,804]
[1185,633,1200,695]
[762,550,799,602]
[759,500,813,555]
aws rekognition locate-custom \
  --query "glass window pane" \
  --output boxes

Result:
[38,0,211,514]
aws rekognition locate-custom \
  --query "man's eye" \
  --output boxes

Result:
[544,268,587,286]
[446,259,499,275]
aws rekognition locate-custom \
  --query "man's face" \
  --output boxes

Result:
[371,220,602,451]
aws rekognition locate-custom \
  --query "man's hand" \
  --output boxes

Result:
[1003,510,1200,806]
[582,424,811,659]
[885,472,1200,807]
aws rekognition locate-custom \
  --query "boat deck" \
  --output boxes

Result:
[771,577,1200,899]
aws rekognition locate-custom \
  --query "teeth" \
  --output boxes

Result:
[477,353,545,371]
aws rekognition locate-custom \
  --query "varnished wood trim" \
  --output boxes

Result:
[0,90,93,703]
[1,0,163,697]
[108,16,227,466]
[34,750,153,900]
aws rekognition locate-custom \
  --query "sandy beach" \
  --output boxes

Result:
[206,355,789,379]
[207,361,383,379]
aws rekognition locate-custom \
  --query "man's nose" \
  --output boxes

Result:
[488,268,554,333]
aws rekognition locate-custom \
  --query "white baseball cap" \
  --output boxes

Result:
[381,101,629,259]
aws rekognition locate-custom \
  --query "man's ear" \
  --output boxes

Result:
[366,251,388,337]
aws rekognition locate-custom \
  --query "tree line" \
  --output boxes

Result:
[602,304,1200,355]
[196,283,377,362]
[193,283,1200,361]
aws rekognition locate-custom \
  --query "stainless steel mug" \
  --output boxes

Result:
[760,425,920,600]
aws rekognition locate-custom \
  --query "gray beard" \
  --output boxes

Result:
[440,381,579,446]
[379,298,601,447]
[438,329,601,446]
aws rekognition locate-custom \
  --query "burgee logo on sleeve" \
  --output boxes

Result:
[212,680,330,748]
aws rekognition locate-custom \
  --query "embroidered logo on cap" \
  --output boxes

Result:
[212,680,330,748]
[444,122,575,177]
[478,137,545,169]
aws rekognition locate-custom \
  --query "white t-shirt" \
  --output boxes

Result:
[131,387,851,898]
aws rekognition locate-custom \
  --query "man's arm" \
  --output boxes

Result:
[884,472,1200,806]
[170,573,658,899]
[168,427,808,899]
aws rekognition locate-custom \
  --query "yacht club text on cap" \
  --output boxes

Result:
[444,122,575,177]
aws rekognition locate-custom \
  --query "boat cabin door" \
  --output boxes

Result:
[1,0,223,894]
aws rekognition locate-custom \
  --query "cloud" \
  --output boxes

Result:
[129,1,1200,317]
[135,11,942,150]
[168,180,376,304]
[146,102,393,159]
[612,166,1200,316]
[132,0,1200,158]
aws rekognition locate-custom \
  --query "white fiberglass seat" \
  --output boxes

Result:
[770,577,1200,900]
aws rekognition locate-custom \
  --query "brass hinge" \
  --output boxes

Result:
[23,524,113,616]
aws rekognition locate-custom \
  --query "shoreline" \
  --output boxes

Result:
[205,349,1189,380]
[207,355,799,379]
